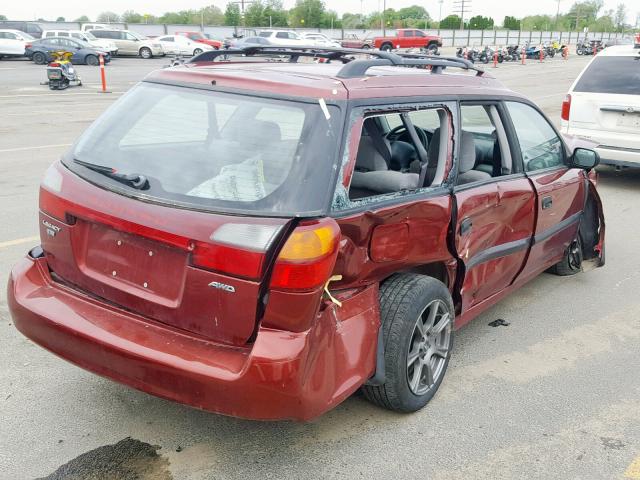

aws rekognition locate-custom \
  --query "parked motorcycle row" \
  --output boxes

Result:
[456,41,569,64]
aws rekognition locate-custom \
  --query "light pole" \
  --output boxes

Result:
[438,0,444,22]
[381,0,386,36]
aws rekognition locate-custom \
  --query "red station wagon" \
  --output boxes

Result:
[8,48,605,420]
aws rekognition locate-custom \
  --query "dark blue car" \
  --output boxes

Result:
[26,37,111,66]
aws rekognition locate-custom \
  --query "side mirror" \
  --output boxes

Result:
[569,148,599,170]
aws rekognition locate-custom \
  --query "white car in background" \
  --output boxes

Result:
[0,29,34,58]
[561,40,640,167]
[300,32,341,48]
[42,30,118,56]
[155,34,213,56]
[258,30,306,46]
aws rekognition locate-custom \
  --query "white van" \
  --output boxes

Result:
[81,23,110,32]
[560,40,640,167]
[42,30,118,56]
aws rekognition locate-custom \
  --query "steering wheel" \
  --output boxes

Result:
[386,124,429,149]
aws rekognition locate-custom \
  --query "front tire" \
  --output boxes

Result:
[139,47,152,59]
[193,48,203,56]
[549,237,583,276]
[362,274,454,413]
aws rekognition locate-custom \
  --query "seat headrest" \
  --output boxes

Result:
[459,131,476,173]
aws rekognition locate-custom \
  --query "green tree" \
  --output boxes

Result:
[0,14,7,21]
[96,11,120,23]
[341,12,365,29]
[521,14,554,30]
[439,14,462,29]
[56,16,65,22]
[121,10,143,23]
[289,0,326,27]
[244,1,266,26]
[564,1,603,29]
[264,0,288,27]
[503,15,520,29]
[468,15,493,29]
[224,3,241,26]
[74,15,90,22]
[614,3,627,30]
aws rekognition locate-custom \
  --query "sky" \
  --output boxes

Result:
[2,0,638,24]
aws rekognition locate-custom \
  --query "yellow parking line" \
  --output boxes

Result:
[625,455,640,479]
[0,236,39,250]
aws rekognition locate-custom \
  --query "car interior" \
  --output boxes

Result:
[348,104,513,200]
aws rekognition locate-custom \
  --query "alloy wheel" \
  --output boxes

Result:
[406,299,452,395]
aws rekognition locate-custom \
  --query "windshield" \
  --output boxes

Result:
[84,31,97,40]
[574,56,640,95]
[67,83,342,217]
[131,32,147,40]
[19,32,35,41]
[187,32,204,40]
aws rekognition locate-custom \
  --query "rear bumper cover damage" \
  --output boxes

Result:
[8,255,379,421]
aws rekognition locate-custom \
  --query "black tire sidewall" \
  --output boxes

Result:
[381,275,454,412]
[193,48,203,55]
[34,52,46,64]
[85,54,98,66]
[140,47,152,59]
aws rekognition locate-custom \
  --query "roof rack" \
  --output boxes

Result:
[188,46,485,78]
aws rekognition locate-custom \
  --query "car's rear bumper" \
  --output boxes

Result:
[8,254,379,420]
[594,146,640,167]
[561,124,640,167]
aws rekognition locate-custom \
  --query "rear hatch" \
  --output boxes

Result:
[568,53,640,150]
[39,81,342,346]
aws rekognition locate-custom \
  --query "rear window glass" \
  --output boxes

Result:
[68,83,341,217]
[574,56,640,95]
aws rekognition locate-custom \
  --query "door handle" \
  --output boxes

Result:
[460,217,473,235]
[541,196,553,210]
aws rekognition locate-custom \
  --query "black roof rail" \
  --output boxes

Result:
[188,46,484,78]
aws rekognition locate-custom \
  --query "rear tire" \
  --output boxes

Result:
[362,274,454,413]
[139,47,152,59]
[193,48,203,56]
[85,54,98,66]
[380,43,393,52]
[576,47,584,55]
[549,237,583,276]
[33,52,46,65]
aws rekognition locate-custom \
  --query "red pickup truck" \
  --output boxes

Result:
[373,29,442,52]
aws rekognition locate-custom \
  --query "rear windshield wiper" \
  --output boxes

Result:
[73,158,149,190]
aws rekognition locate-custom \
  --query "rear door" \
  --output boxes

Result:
[504,101,586,281]
[567,54,640,151]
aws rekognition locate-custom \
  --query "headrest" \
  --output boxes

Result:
[459,131,476,173]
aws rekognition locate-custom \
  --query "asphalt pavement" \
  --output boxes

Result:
[1,54,639,480]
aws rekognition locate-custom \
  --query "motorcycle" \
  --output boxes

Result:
[506,45,521,61]
[576,39,603,55]
[46,51,82,90]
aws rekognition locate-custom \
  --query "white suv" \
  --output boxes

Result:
[560,40,640,167]
[42,30,118,56]
[300,32,341,48]
[0,29,34,57]
[258,30,305,46]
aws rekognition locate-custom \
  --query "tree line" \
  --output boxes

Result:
[3,0,632,32]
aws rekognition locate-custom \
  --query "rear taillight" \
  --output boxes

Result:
[192,223,282,279]
[49,62,61,67]
[25,43,32,49]
[561,94,571,121]
[270,219,340,291]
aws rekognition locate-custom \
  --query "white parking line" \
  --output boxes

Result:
[0,92,124,98]
[0,236,39,249]
[0,144,72,153]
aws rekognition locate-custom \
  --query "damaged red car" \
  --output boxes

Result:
[7,48,605,420]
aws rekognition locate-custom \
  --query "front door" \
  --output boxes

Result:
[454,103,536,312]
[503,101,586,282]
